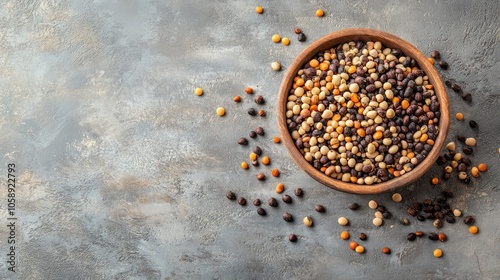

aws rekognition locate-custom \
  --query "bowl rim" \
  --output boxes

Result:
[276,28,450,194]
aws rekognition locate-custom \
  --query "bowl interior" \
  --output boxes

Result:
[277,28,450,194]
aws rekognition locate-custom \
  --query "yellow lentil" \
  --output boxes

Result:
[428,57,435,64]
[433,249,443,258]
[249,153,258,161]
[261,155,270,165]
[455,112,464,120]
[272,34,281,43]
[315,9,324,17]
[355,245,365,254]
[255,6,264,14]
[216,107,225,116]
[471,167,480,177]
[240,162,249,169]
[194,87,203,96]
[340,231,350,240]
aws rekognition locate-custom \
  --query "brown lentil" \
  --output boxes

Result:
[256,173,265,180]
[238,197,247,206]
[430,50,441,59]
[253,199,261,206]
[233,95,241,102]
[359,232,367,241]
[283,212,293,222]
[257,207,266,216]
[382,247,391,254]
[438,233,447,242]
[268,197,278,207]
[282,195,292,204]
[289,234,297,242]
[294,188,303,197]
[226,191,236,200]
[258,109,266,116]
[255,126,265,136]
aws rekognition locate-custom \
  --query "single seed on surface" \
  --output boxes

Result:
[465,137,476,147]
[359,232,367,240]
[478,163,487,172]
[294,188,303,197]
[273,136,281,143]
[271,168,280,177]
[282,37,290,46]
[438,233,447,242]
[373,217,383,227]
[272,34,281,43]
[392,193,402,203]
[216,107,225,116]
[368,200,378,209]
[433,249,443,258]
[431,177,439,185]
[315,9,324,17]
[471,167,479,177]
[261,156,270,165]
[455,112,464,120]
[288,234,297,242]
[255,6,264,14]
[238,197,247,206]
[382,247,391,254]
[340,231,349,240]
[315,205,325,213]
[453,209,462,217]
[348,203,360,210]
[240,162,249,169]
[283,212,293,222]
[194,87,203,96]
[355,245,365,254]
[271,61,281,71]
[469,225,479,234]
[256,173,265,180]
[463,215,475,225]
[303,216,313,227]
[349,241,358,250]
[275,183,284,193]
[233,95,241,102]
[257,208,266,216]
[338,217,349,226]
[446,142,456,151]
[245,87,253,94]
[226,191,236,200]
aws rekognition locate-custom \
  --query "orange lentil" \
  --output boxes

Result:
[281,37,290,46]
[333,89,341,95]
[431,177,439,185]
[353,121,361,129]
[233,95,241,102]
[296,78,305,86]
[373,131,383,140]
[344,137,352,143]
[271,168,280,177]
[455,112,464,120]
[478,163,488,172]
[355,245,365,254]
[310,105,318,111]
[340,231,350,240]
[249,153,258,161]
[273,136,281,143]
[407,152,415,159]
[382,247,391,254]
[336,126,344,134]
[393,170,401,177]
[349,241,358,250]
[319,62,329,71]
[428,57,435,64]
[311,95,319,104]
[401,99,410,109]
[255,6,264,14]
[357,128,366,137]
[358,107,364,114]
[350,176,357,183]
[325,75,332,82]
[333,114,342,121]
[320,166,327,173]
[240,162,249,169]
[261,156,270,165]
[347,65,357,74]
[354,102,361,107]
[420,133,429,142]
[272,34,281,43]
[433,249,443,258]
[275,183,284,193]
[392,97,400,104]
[427,139,435,146]
[245,87,253,94]
[326,82,334,91]
[469,226,479,234]
[309,59,319,68]
[315,9,324,17]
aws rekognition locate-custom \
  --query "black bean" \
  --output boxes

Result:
[283,212,293,222]
[294,188,303,197]
[315,205,326,213]
[282,195,292,204]
[413,202,422,211]
[359,233,367,241]
[436,155,447,165]
[254,95,265,104]
[463,215,475,225]
[253,199,261,206]
[442,189,454,198]
[289,234,297,242]
[430,50,441,59]
[255,207,267,216]
[268,197,278,207]
[407,233,417,241]
[445,80,452,88]
[469,120,478,128]
[248,108,257,116]
[238,197,247,206]
[253,146,262,156]
[417,215,426,221]
[226,191,236,200]
[451,83,461,92]
[462,92,472,101]
[297,33,306,42]
[438,60,449,69]
[445,216,456,223]
[428,232,439,241]
[238,137,248,145]
[348,203,359,210]
[456,135,466,142]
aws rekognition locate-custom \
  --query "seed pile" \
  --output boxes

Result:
[286,41,441,185]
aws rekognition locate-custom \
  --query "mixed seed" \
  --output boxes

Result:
[286,41,441,185]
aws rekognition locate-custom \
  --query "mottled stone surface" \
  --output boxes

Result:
[0,0,499,279]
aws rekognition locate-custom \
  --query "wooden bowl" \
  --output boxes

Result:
[277,28,450,194]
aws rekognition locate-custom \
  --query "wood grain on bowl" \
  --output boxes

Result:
[276,28,450,194]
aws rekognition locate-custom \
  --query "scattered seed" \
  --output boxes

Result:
[275,183,285,193]
[433,249,443,258]
[273,136,281,143]
[349,241,358,250]
[315,9,324,17]
[340,231,349,240]
[282,37,290,46]
[255,6,264,14]
[478,163,487,172]
[368,200,378,209]
[194,87,203,96]
[433,219,443,229]
[261,156,270,165]
[438,233,447,242]
[251,160,259,167]
[428,57,435,64]
[348,203,360,210]
[392,193,402,203]
[249,131,257,138]
[439,60,449,69]
[255,127,265,136]
[268,197,278,207]
[359,232,367,241]
[453,209,462,217]
[416,231,424,237]
[226,191,236,200]
[254,95,265,105]
[407,233,417,241]
[233,95,241,102]
[297,33,306,42]
[282,195,292,204]
[288,234,297,242]
[462,93,472,101]
[238,137,248,145]
[451,83,461,92]
[258,109,266,116]
[315,205,326,213]
[271,168,280,177]
[446,142,456,151]
[455,112,464,120]
[257,173,265,180]
[428,233,439,241]
[253,199,261,206]
[294,188,303,197]
[272,34,281,43]
[465,137,476,147]
[283,212,294,222]
[400,217,410,225]
[240,162,249,169]
[430,50,441,59]
[431,177,439,185]
[469,225,479,234]
[463,215,475,225]
[294,28,302,34]
[445,216,456,224]
[373,217,383,227]
[257,207,266,216]
[303,216,313,227]
[271,61,281,71]
[245,87,253,94]
[216,107,225,116]
[382,247,391,254]
[238,197,247,206]
[469,120,478,128]
[355,245,365,254]
[338,217,349,226]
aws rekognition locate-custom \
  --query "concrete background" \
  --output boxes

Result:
[0,0,499,279]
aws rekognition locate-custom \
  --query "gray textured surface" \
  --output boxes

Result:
[0,0,499,279]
